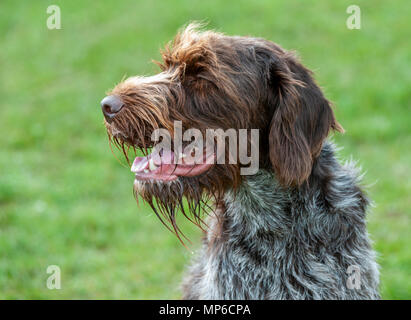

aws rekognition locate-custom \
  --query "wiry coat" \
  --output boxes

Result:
[102,24,380,300]
[182,142,380,299]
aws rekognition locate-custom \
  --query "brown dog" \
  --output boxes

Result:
[101,24,379,299]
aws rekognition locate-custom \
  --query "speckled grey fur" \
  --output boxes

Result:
[182,142,380,299]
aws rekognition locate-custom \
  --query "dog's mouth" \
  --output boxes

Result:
[106,121,216,182]
[131,147,215,182]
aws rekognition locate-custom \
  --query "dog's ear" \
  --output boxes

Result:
[267,52,344,186]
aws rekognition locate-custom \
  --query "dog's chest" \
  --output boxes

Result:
[199,171,297,299]
[191,168,378,299]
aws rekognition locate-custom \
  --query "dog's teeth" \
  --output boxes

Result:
[149,158,158,171]
[144,169,149,173]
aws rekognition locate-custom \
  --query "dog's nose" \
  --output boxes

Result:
[101,95,124,121]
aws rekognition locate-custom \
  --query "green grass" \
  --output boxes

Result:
[0,0,410,299]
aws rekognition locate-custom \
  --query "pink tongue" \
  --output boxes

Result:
[151,149,173,165]
[131,150,214,181]
[131,150,173,171]
[130,157,149,172]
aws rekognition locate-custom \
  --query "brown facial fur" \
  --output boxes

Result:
[103,24,343,241]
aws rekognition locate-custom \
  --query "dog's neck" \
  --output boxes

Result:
[188,141,379,300]
[210,141,367,242]
[222,169,291,236]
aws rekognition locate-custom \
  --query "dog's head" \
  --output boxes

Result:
[102,24,343,239]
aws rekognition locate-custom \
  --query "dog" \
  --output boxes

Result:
[101,24,380,299]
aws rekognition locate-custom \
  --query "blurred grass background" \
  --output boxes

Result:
[0,0,409,299]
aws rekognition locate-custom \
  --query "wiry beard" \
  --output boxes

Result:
[104,108,160,165]
[103,86,243,244]
[131,165,237,245]
[133,177,212,244]
[105,121,241,245]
